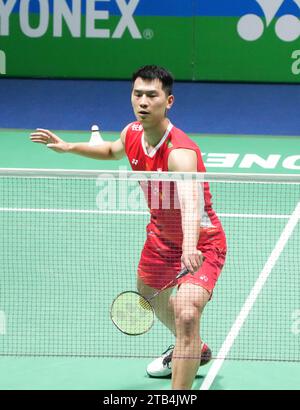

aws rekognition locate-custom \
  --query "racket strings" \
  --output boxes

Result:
[139,296,152,311]
[111,292,154,335]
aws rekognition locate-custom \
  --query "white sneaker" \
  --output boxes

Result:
[147,345,174,377]
[146,343,212,378]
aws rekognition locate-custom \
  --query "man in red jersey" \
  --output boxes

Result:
[30,65,226,390]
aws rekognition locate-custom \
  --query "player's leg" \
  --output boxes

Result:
[171,283,210,390]
[137,274,212,377]
[137,276,175,334]
[137,275,177,377]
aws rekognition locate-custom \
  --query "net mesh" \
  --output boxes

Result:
[0,169,299,361]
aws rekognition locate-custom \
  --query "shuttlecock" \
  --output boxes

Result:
[89,124,105,146]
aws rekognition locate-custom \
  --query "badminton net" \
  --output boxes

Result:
[0,168,299,362]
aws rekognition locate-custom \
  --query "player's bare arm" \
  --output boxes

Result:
[168,149,204,273]
[30,126,127,160]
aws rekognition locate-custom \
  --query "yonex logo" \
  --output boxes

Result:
[0,0,142,39]
[238,0,300,42]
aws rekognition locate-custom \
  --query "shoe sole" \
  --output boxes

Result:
[147,372,172,379]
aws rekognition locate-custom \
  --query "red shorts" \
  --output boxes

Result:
[138,226,227,293]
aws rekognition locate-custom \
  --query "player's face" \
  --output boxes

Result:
[131,78,174,125]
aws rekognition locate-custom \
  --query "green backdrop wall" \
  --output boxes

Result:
[0,0,300,82]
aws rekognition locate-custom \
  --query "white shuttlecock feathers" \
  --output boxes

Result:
[89,124,105,146]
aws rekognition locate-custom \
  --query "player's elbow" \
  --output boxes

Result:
[111,150,123,160]
[111,147,125,160]
[97,142,117,160]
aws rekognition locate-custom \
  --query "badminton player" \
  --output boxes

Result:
[30,65,227,390]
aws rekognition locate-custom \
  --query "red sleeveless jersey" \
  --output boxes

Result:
[125,121,224,247]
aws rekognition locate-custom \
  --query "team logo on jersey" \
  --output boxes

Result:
[132,158,139,165]
[131,124,143,131]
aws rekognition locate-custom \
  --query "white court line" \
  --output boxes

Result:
[220,213,290,219]
[0,208,149,215]
[0,208,291,219]
[200,201,300,391]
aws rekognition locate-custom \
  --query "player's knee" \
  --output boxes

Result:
[175,307,199,334]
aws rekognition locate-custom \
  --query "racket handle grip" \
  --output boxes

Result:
[149,267,190,300]
[176,267,190,279]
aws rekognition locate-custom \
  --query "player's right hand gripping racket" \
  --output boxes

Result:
[110,267,189,336]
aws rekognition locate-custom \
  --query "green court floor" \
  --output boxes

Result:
[0,128,299,174]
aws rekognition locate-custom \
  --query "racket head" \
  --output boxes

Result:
[110,291,154,336]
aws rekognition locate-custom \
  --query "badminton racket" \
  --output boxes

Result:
[110,267,189,336]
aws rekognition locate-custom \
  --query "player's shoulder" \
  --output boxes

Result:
[170,124,186,136]
[169,125,198,148]
[126,121,143,133]
[121,122,143,144]
[121,122,144,149]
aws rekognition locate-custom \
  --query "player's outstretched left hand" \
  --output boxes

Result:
[30,128,71,153]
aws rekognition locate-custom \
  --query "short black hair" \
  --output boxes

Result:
[132,65,174,96]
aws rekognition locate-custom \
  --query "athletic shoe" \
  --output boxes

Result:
[146,342,212,378]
